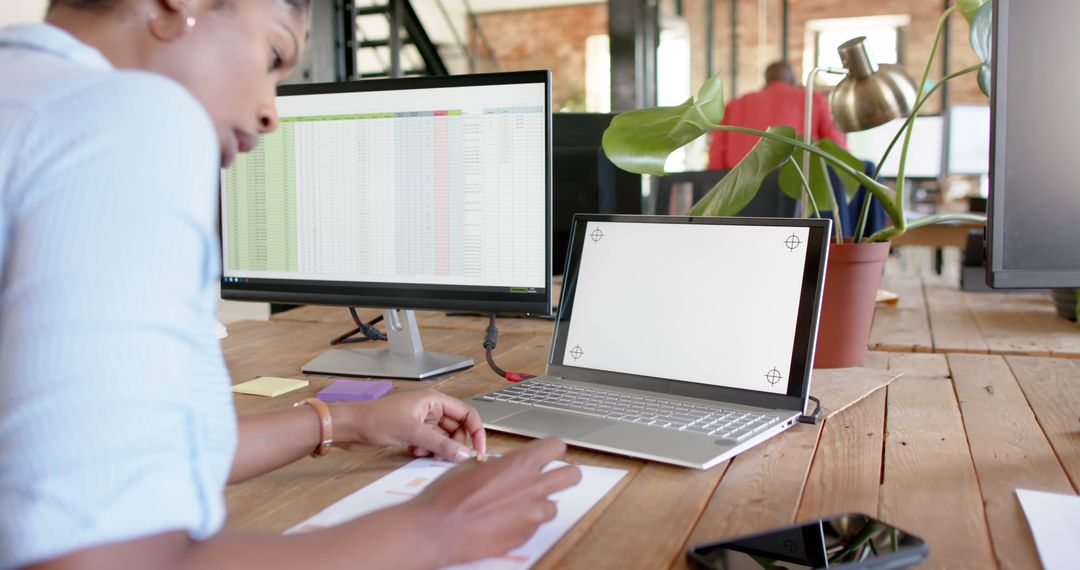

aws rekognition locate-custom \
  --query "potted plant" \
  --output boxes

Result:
[601,1,993,367]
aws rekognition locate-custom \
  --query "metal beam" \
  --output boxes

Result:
[341,0,357,80]
[706,0,715,77]
[730,0,738,96]
[782,0,789,62]
[389,0,403,78]
[608,0,660,111]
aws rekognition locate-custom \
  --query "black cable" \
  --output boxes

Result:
[329,307,387,346]
[483,314,537,382]
[798,395,823,425]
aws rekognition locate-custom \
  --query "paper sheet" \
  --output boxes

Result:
[287,458,627,569]
[1016,488,1080,570]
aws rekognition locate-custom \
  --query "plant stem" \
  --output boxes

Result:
[711,125,902,224]
[865,212,986,243]
[892,5,958,238]
[785,156,826,220]
[851,62,983,242]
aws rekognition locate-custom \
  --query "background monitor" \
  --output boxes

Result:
[845,115,944,179]
[221,71,552,378]
[947,104,991,176]
[551,113,642,276]
[987,0,1080,288]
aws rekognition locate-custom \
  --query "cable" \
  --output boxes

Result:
[329,308,387,346]
[798,395,823,425]
[483,313,537,382]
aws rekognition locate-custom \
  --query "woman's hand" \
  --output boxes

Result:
[331,389,486,462]
[401,437,582,567]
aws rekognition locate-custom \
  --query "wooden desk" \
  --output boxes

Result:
[224,312,1080,569]
[870,275,1080,358]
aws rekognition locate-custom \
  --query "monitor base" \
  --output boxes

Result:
[301,347,474,380]
[302,308,474,380]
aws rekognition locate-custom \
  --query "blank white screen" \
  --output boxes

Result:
[562,222,810,395]
[846,115,943,178]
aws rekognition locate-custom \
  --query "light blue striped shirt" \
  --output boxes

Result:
[0,24,237,568]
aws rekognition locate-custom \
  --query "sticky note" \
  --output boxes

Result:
[316,379,392,402]
[232,377,309,397]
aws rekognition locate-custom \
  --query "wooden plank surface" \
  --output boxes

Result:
[878,372,997,568]
[673,422,824,569]
[796,388,886,521]
[923,275,991,354]
[1005,355,1080,491]
[219,314,1080,569]
[810,367,899,420]
[557,461,727,570]
[869,275,933,353]
[948,354,1074,569]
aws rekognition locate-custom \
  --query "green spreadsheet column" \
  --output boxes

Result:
[223,123,298,272]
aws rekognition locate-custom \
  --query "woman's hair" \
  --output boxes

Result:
[50,0,312,12]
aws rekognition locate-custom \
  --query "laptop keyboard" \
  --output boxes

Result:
[477,380,782,442]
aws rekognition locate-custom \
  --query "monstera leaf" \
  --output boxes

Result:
[817,139,864,199]
[778,140,863,211]
[970,2,993,96]
[601,75,725,176]
[688,126,797,216]
[957,0,989,22]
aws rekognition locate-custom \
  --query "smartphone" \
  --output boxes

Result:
[686,513,927,570]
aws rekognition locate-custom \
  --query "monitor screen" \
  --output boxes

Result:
[845,115,943,178]
[220,72,552,313]
[988,0,1080,288]
[948,104,991,175]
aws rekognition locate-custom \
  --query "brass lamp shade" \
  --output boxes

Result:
[830,37,918,132]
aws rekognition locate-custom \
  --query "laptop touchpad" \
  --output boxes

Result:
[498,409,610,439]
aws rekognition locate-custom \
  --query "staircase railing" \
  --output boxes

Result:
[342,0,501,79]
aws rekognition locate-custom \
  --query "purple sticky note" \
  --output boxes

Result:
[316,379,392,402]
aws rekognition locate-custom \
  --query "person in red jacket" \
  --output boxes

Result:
[708,61,846,170]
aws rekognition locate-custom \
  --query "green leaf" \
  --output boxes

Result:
[688,126,796,216]
[601,74,725,176]
[817,139,864,199]
[977,65,992,98]
[809,154,840,211]
[778,150,804,201]
[969,2,993,97]
[957,0,989,23]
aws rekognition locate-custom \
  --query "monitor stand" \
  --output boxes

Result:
[301,309,474,380]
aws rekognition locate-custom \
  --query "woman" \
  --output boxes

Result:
[0,1,579,568]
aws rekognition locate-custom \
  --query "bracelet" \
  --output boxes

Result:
[293,398,333,457]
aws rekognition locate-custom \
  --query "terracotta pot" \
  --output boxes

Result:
[813,240,891,368]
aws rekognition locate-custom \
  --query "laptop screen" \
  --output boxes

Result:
[553,217,827,401]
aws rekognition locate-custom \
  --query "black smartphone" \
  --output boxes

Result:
[687,513,928,570]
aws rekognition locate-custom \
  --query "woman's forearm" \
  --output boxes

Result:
[30,503,444,570]
[229,406,325,484]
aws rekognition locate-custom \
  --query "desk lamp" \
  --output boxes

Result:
[801,36,917,217]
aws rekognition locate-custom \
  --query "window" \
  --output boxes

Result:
[805,15,909,86]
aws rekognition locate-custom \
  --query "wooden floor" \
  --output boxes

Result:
[224,278,1080,569]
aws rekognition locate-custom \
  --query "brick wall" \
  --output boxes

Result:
[472,4,608,110]
[470,0,986,112]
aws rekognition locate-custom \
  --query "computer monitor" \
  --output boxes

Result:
[947,104,991,176]
[845,115,943,179]
[987,0,1080,288]
[220,71,552,378]
[551,113,641,276]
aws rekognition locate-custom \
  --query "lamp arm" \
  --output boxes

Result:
[851,63,983,241]
[802,66,848,220]
[892,4,959,237]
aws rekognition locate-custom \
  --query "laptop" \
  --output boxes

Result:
[466,215,831,469]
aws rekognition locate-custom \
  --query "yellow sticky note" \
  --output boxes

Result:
[232,377,309,397]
